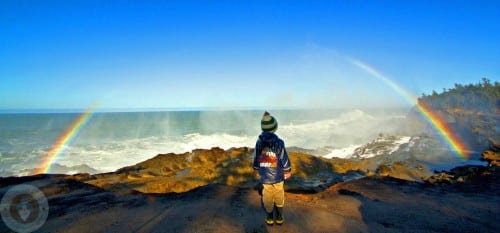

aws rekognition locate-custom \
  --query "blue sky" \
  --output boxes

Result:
[1,0,498,110]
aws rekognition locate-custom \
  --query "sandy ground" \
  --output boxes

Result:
[1,174,498,233]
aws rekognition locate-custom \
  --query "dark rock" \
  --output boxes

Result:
[482,149,500,167]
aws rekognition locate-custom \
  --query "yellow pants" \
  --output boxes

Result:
[262,181,284,213]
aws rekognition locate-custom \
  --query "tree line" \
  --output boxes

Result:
[419,78,499,112]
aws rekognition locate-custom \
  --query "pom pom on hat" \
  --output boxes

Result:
[261,111,278,132]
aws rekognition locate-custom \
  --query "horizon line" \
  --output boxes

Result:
[0,105,413,114]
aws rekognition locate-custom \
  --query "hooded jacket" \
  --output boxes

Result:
[253,132,291,184]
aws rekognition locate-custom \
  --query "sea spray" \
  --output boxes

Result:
[0,108,450,176]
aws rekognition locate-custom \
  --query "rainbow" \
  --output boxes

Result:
[347,57,469,160]
[32,103,98,175]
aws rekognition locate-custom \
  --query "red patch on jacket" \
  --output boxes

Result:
[259,150,277,168]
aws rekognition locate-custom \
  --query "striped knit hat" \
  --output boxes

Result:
[261,111,278,132]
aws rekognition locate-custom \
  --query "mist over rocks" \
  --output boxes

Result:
[424,141,500,186]
[405,107,498,160]
[406,80,500,159]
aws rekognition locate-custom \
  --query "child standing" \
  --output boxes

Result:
[253,111,292,225]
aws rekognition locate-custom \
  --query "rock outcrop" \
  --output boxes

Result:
[2,167,499,233]
[1,146,499,232]
[482,140,500,167]
[74,147,351,193]
[63,147,434,194]
[425,141,500,185]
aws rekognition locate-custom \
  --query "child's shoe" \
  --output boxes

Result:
[265,212,274,225]
[275,207,284,225]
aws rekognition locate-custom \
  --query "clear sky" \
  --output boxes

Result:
[1,0,498,110]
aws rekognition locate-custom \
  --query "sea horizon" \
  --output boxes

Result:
[0,106,412,114]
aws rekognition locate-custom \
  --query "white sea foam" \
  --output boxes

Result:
[2,109,457,176]
[390,136,412,153]
[322,145,361,159]
[323,136,412,159]
[48,109,397,173]
[50,133,256,173]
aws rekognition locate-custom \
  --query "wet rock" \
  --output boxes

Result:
[70,173,92,181]
[482,150,500,167]
[426,172,455,184]
[425,163,496,185]
[377,164,392,176]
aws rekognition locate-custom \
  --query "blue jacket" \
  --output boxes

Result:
[253,132,291,184]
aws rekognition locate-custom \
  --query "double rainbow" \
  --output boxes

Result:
[32,104,98,175]
[348,57,469,160]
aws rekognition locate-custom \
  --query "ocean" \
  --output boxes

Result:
[0,108,474,177]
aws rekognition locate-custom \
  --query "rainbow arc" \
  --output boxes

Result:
[348,57,469,160]
[33,57,470,175]
[32,103,98,175]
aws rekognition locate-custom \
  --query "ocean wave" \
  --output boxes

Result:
[322,145,362,159]
[0,109,437,176]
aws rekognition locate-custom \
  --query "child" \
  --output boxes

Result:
[253,111,292,225]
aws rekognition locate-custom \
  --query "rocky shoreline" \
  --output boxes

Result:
[1,145,499,232]
[63,146,435,194]
[424,142,500,185]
